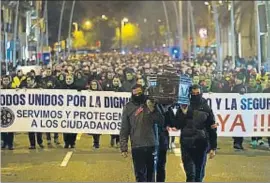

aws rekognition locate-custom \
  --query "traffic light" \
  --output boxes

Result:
[170,46,182,60]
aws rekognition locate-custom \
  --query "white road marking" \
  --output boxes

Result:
[172,148,182,156]
[60,133,82,167]
[172,146,185,175]
[60,151,73,167]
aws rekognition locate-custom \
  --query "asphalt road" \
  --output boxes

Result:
[1,134,270,182]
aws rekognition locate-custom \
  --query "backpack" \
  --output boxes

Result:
[180,109,209,149]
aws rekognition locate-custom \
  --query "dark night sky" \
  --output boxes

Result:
[47,1,209,45]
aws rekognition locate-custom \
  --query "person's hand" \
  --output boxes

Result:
[211,123,219,129]
[146,99,155,112]
[121,151,128,158]
[209,149,216,159]
[171,127,178,131]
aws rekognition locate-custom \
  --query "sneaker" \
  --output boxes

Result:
[93,144,99,149]
[29,146,36,149]
[1,145,6,150]
[8,147,14,150]
[250,141,257,148]
[70,145,75,148]
[234,144,244,150]
[258,139,264,146]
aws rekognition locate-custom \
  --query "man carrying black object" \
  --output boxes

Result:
[120,84,164,182]
[173,84,217,182]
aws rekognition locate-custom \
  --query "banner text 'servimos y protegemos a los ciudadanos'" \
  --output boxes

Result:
[1,89,270,137]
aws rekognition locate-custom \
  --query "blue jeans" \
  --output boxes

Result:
[181,146,208,182]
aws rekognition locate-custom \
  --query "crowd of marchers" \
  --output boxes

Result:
[1,52,270,152]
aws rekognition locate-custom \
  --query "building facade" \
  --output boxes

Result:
[1,1,43,63]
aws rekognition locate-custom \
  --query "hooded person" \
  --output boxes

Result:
[120,84,164,182]
[57,73,66,89]
[102,72,114,91]
[122,68,136,92]
[74,71,87,91]
[172,85,217,182]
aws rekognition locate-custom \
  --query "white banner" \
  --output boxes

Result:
[1,90,270,137]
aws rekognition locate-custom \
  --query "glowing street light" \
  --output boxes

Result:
[122,17,128,23]
[144,18,147,23]
[83,20,93,30]
[85,21,91,26]
[158,19,161,22]
[101,14,108,20]
[204,1,209,6]
[73,22,78,31]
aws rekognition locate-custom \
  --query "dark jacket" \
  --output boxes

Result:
[122,79,136,92]
[174,98,217,150]
[120,100,164,152]
[231,83,247,94]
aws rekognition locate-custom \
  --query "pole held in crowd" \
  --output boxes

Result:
[13,1,20,67]
[68,0,76,57]
[57,0,66,64]
[230,1,236,69]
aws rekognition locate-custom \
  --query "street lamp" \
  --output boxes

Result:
[83,20,93,30]
[101,14,108,20]
[204,2,209,6]
[73,22,78,31]
[122,17,128,23]
[85,21,91,26]
[120,17,129,52]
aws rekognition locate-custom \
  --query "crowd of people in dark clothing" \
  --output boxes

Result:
[1,52,270,151]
